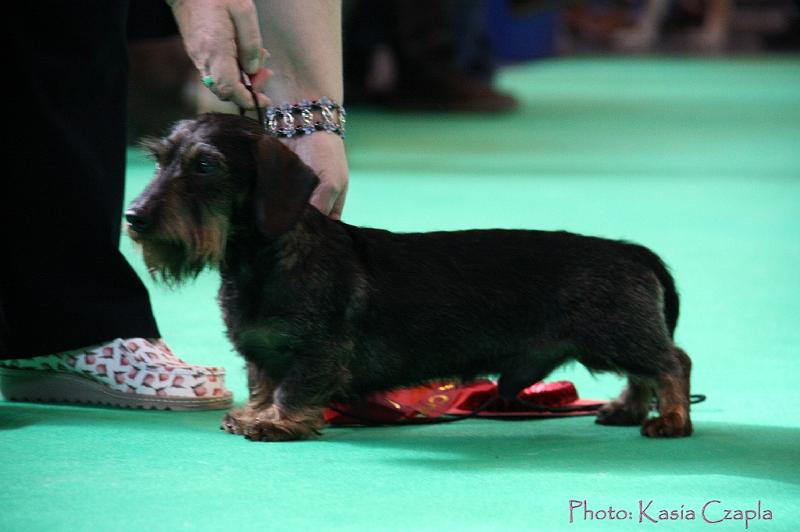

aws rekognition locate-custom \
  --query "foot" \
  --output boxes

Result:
[221,404,323,442]
[595,401,648,426]
[641,412,693,437]
[595,378,652,427]
[0,338,232,410]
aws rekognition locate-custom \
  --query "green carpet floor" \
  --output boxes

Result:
[2,57,799,531]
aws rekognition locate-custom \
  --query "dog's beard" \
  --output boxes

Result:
[140,239,202,285]
[129,217,229,286]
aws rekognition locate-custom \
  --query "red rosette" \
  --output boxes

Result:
[447,380,605,418]
[325,381,463,426]
[325,380,605,426]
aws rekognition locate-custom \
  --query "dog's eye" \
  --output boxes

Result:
[193,158,221,175]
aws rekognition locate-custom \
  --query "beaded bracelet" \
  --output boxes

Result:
[264,97,346,139]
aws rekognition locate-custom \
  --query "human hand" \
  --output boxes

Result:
[169,0,272,109]
[282,133,349,220]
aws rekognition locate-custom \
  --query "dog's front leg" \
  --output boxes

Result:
[221,400,323,442]
[220,362,279,436]
[223,355,344,442]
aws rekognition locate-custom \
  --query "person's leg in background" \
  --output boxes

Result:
[1,1,231,409]
[343,0,518,112]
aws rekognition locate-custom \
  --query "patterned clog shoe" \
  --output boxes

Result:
[0,338,232,410]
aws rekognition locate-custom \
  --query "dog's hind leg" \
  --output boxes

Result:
[595,376,653,426]
[595,346,692,437]
[641,346,693,437]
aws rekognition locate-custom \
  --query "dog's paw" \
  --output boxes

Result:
[240,418,308,442]
[595,402,647,426]
[220,405,323,442]
[220,408,249,435]
[641,412,693,438]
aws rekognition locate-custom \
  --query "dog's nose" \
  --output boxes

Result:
[125,211,152,233]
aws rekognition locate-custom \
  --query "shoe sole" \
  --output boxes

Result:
[0,367,232,411]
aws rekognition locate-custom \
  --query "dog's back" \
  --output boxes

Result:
[336,221,679,397]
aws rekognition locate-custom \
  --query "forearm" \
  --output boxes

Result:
[255,0,343,104]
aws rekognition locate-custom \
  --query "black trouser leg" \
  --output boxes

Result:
[1,1,160,359]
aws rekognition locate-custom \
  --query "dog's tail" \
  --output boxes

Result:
[624,242,680,337]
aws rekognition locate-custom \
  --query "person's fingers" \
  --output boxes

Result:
[309,184,338,217]
[227,0,263,74]
[284,134,349,219]
[228,82,271,109]
[250,67,273,94]
[240,68,273,108]
[207,55,270,109]
[204,53,237,101]
[259,47,271,68]
[310,179,347,219]
[174,0,268,109]
[329,186,347,220]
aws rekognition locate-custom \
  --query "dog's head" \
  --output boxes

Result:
[126,113,319,284]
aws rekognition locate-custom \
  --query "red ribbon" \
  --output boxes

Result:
[325,380,605,426]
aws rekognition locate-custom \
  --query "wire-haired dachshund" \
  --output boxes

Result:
[126,113,693,441]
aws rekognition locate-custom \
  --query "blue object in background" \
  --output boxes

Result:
[486,0,559,63]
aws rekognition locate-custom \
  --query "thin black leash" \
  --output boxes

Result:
[239,71,264,126]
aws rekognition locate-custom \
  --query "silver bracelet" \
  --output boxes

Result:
[263,97,346,139]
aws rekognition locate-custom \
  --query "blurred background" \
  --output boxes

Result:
[127,0,800,137]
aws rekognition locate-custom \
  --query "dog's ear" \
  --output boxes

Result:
[251,137,320,237]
